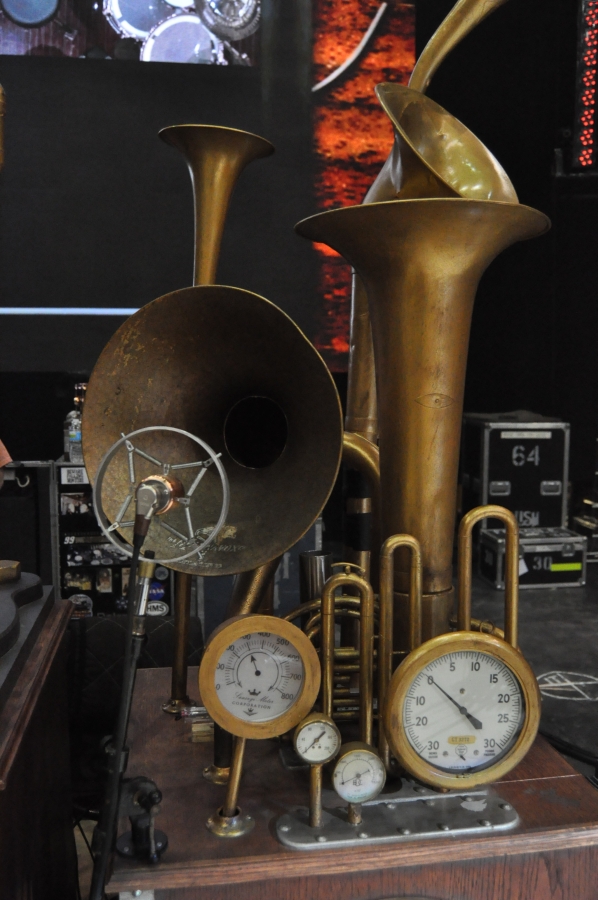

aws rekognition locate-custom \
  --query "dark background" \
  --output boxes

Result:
[1,0,597,496]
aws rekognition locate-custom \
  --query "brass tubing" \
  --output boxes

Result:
[458,505,519,648]
[309,765,323,828]
[409,0,512,95]
[222,736,246,818]
[347,803,362,826]
[163,572,194,713]
[378,535,422,767]
[342,432,381,589]
[359,578,375,746]
[226,557,282,618]
[320,574,338,719]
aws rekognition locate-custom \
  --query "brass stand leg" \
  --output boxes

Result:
[309,765,323,828]
[162,572,196,714]
[347,803,362,826]
[206,736,254,837]
[203,723,232,785]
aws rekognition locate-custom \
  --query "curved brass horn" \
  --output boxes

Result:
[159,125,274,287]
[297,198,549,643]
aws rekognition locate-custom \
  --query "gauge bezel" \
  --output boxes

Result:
[293,712,341,765]
[383,631,541,789]
[199,614,321,739]
[332,741,387,803]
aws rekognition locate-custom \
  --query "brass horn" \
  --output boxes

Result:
[346,0,515,443]
[296,197,549,646]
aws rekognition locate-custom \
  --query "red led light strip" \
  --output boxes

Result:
[574,0,598,168]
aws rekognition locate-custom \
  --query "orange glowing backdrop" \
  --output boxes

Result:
[312,0,415,371]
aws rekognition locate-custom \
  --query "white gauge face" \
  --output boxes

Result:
[402,651,525,773]
[333,749,386,803]
[295,720,341,764]
[215,631,305,723]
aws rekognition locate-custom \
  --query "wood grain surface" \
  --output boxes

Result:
[108,667,598,899]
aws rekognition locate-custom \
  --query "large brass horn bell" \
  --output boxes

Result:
[82,284,343,576]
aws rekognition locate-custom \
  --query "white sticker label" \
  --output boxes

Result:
[500,431,551,439]
[519,557,529,575]
[60,467,89,485]
[146,600,169,616]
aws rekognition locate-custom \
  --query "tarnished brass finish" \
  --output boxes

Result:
[296,199,549,623]
[449,614,505,640]
[159,125,274,287]
[383,504,541,789]
[203,764,230,785]
[0,560,20,584]
[458,505,519,647]
[162,572,196,714]
[342,431,381,588]
[378,534,422,768]
[225,556,281,618]
[309,764,323,829]
[206,736,254,837]
[346,272,378,442]
[82,285,343,576]
[321,570,375,745]
[199,614,321,740]
[347,0,516,464]
[409,0,512,94]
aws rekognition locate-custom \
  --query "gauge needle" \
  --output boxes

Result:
[341,770,366,784]
[250,655,261,676]
[306,730,326,751]
[428,678,483,730]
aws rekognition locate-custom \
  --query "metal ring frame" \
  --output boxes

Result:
[93,425,230,565]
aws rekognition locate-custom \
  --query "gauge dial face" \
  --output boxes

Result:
[215,631,305,724]
[402,650,525,773]
[294,718,341,764]
[333,748,386,803]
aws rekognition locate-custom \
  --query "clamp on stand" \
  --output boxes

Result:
[116,776,168,863]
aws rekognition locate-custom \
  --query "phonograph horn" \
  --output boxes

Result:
[159,124,274,287]
[82,284,343,577]
[296,198,549,644]
[346,0,513,442]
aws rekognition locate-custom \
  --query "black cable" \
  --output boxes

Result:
[88,535,146,900]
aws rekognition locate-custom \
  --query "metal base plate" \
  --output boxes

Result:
[206,807,255,837]
[162,696,198,714]
[276,784,518,850]
[116,829,168,858]
[203,764,230,785]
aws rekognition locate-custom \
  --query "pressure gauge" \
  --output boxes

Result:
[332,742,386,804]
[199,614,321,740]
[294,713,341,765]
[383,633,541,790]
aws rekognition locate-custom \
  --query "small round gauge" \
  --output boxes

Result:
[294,713,341,764]
[199,614,320,740]
[332,742,386,804]
[384,633,541,790]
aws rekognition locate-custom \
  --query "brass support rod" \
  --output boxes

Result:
[222,736,246,818]
[359,577,375,747]
[379,535,422,768]
[309,765,323,828]
[458,505,519,648]
[163,572,194,713]
[342,432,381,589]
[347,803,362,825]
[226,557,281,618]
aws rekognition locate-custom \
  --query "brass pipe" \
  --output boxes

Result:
[285,595,378,622]
[309,764,323,828]
[226,557,282,618]
[458,505,519,648]
[321,571,375,743]
[346,271,378,443]
[222,735,246,818]
[449,614,505,640]
[163,572,195,714]
[378,535,422,768]
[342,432,381,590]
[347,803,362,826]
[159,125,274,287]
[409,0,512,95]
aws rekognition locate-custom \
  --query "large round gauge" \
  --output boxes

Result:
[199,614,320,739]
[332,742,386,804]
[294,713,341,765]
[384,633,541,790]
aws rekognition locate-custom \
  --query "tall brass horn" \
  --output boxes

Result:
[346,0,514,442]
[297,197,549,645]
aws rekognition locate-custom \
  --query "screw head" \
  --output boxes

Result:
[424,799,435,806]
[280,825,290,832]
[358,832,368,839]
[398,827,411,835]
[479,819,491,827]
[386,802,396,810]
[134,892,142,898]
[123,847,130,853]
[316,835,327,842]
[500,803,512,811]
[414,786,426,794]
[438,823,450,831]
